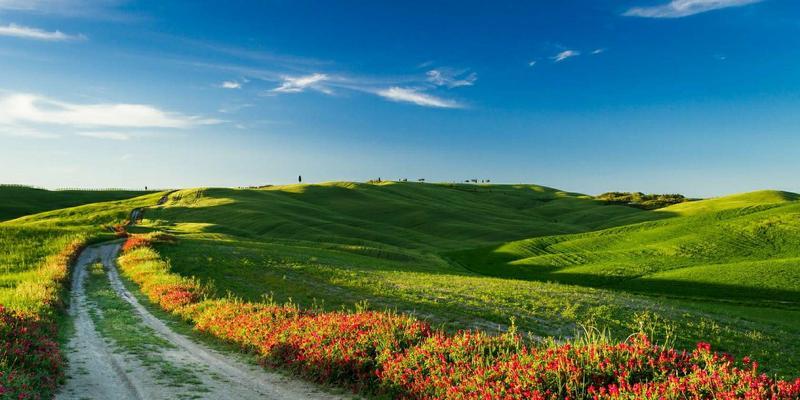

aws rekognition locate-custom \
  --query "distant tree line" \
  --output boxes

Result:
[0,184,158,191]
[595,192,687,210]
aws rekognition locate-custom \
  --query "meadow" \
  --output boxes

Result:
[116,232,800,399]
[0,189,166,398]
[134,182,799,375]
[0,185,153,222]
[1,182,800,398]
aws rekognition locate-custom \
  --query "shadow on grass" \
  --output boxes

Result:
[447,247,800,306]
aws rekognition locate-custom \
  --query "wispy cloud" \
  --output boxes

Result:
[76,131,130,140]
[591,48,606,55]
[376,87,461,109]
[0,124,59,139]
[0,0,133,20]
[271,73,331,94]
[623,0,763,18]
[0,23,84,41]
[552,50,580,62]
[0,92,220,139]
[217,103,253,114]
[426,69,477,88]
[528,60,538,67]
[219,80,242,89]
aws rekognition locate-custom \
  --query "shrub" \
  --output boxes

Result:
[596,192,687,210]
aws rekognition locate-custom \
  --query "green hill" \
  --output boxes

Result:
[3,181,799,374]
[115,182,800,375]
[450,190,800,304]
[0,185,154,222]
[0,191,169,311]
[145,182,666,250]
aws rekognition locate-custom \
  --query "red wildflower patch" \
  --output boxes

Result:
[121,236,152,252]
[0,306,64,400]
[1,238,87,399]
[121,232,176,253]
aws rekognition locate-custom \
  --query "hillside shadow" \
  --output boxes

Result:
[446,250,800,307]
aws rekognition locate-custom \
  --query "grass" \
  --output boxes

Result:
[0,190,169,398]
[115,182,800,376]
[119,234,800,400]
[117,236,800,399]
[146,182,666,250]
[3,180,800,393]
[0,185,154,222]
[448,190,800,303]
[0,190,169,311]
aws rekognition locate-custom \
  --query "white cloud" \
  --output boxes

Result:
[272,73,330,94]
[0,124,59,138]
[0,93,220,128]
[426,69,477,88]
[528,61,538,67]
[0,0,131,19]
[592,48,606,55]
[0,23,84,41]
[220,80,242,89]
[76,131,130,140]
[552,50,580,62]
[376,87,461,109]
[623,0,763,18]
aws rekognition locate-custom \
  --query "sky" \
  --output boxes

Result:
[1,0,799,197]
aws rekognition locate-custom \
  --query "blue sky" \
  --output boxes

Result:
[1,0,799,197]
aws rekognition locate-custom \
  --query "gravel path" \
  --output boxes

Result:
[57,242,350,400]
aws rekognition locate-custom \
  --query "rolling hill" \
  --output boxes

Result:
[0,185,154,222]
[449,190,800,304]
[118,182,800,375]
[2,182,798,375]
[144,182,667,250]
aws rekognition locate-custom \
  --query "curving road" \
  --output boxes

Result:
[57,242,348,400]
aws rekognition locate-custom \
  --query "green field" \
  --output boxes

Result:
[1,182,799,376]
[0,189,167,312]
[0,185,154,222]
[119,182,800,375]
[449,190,800,303]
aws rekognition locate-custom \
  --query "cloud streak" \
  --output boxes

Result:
[76,131,130,140]
[552,50,580,62]
[0,0,133,20]
[0,92,220,139]
[426,69,477,88]
[272,73,331,94]
[376,87,461,109]
[0,23,84,41]
[220,80,242,89]
[623,0,763,18]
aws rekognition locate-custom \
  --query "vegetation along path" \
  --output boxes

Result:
[57,241,346,400]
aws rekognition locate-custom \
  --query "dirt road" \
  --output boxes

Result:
[57,242,349,400]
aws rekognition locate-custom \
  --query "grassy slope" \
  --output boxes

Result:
[0,185,154,222]
[0,192,169,308]
[147,182,663,250]
[450,190,800,304]
[130,183,800,375]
